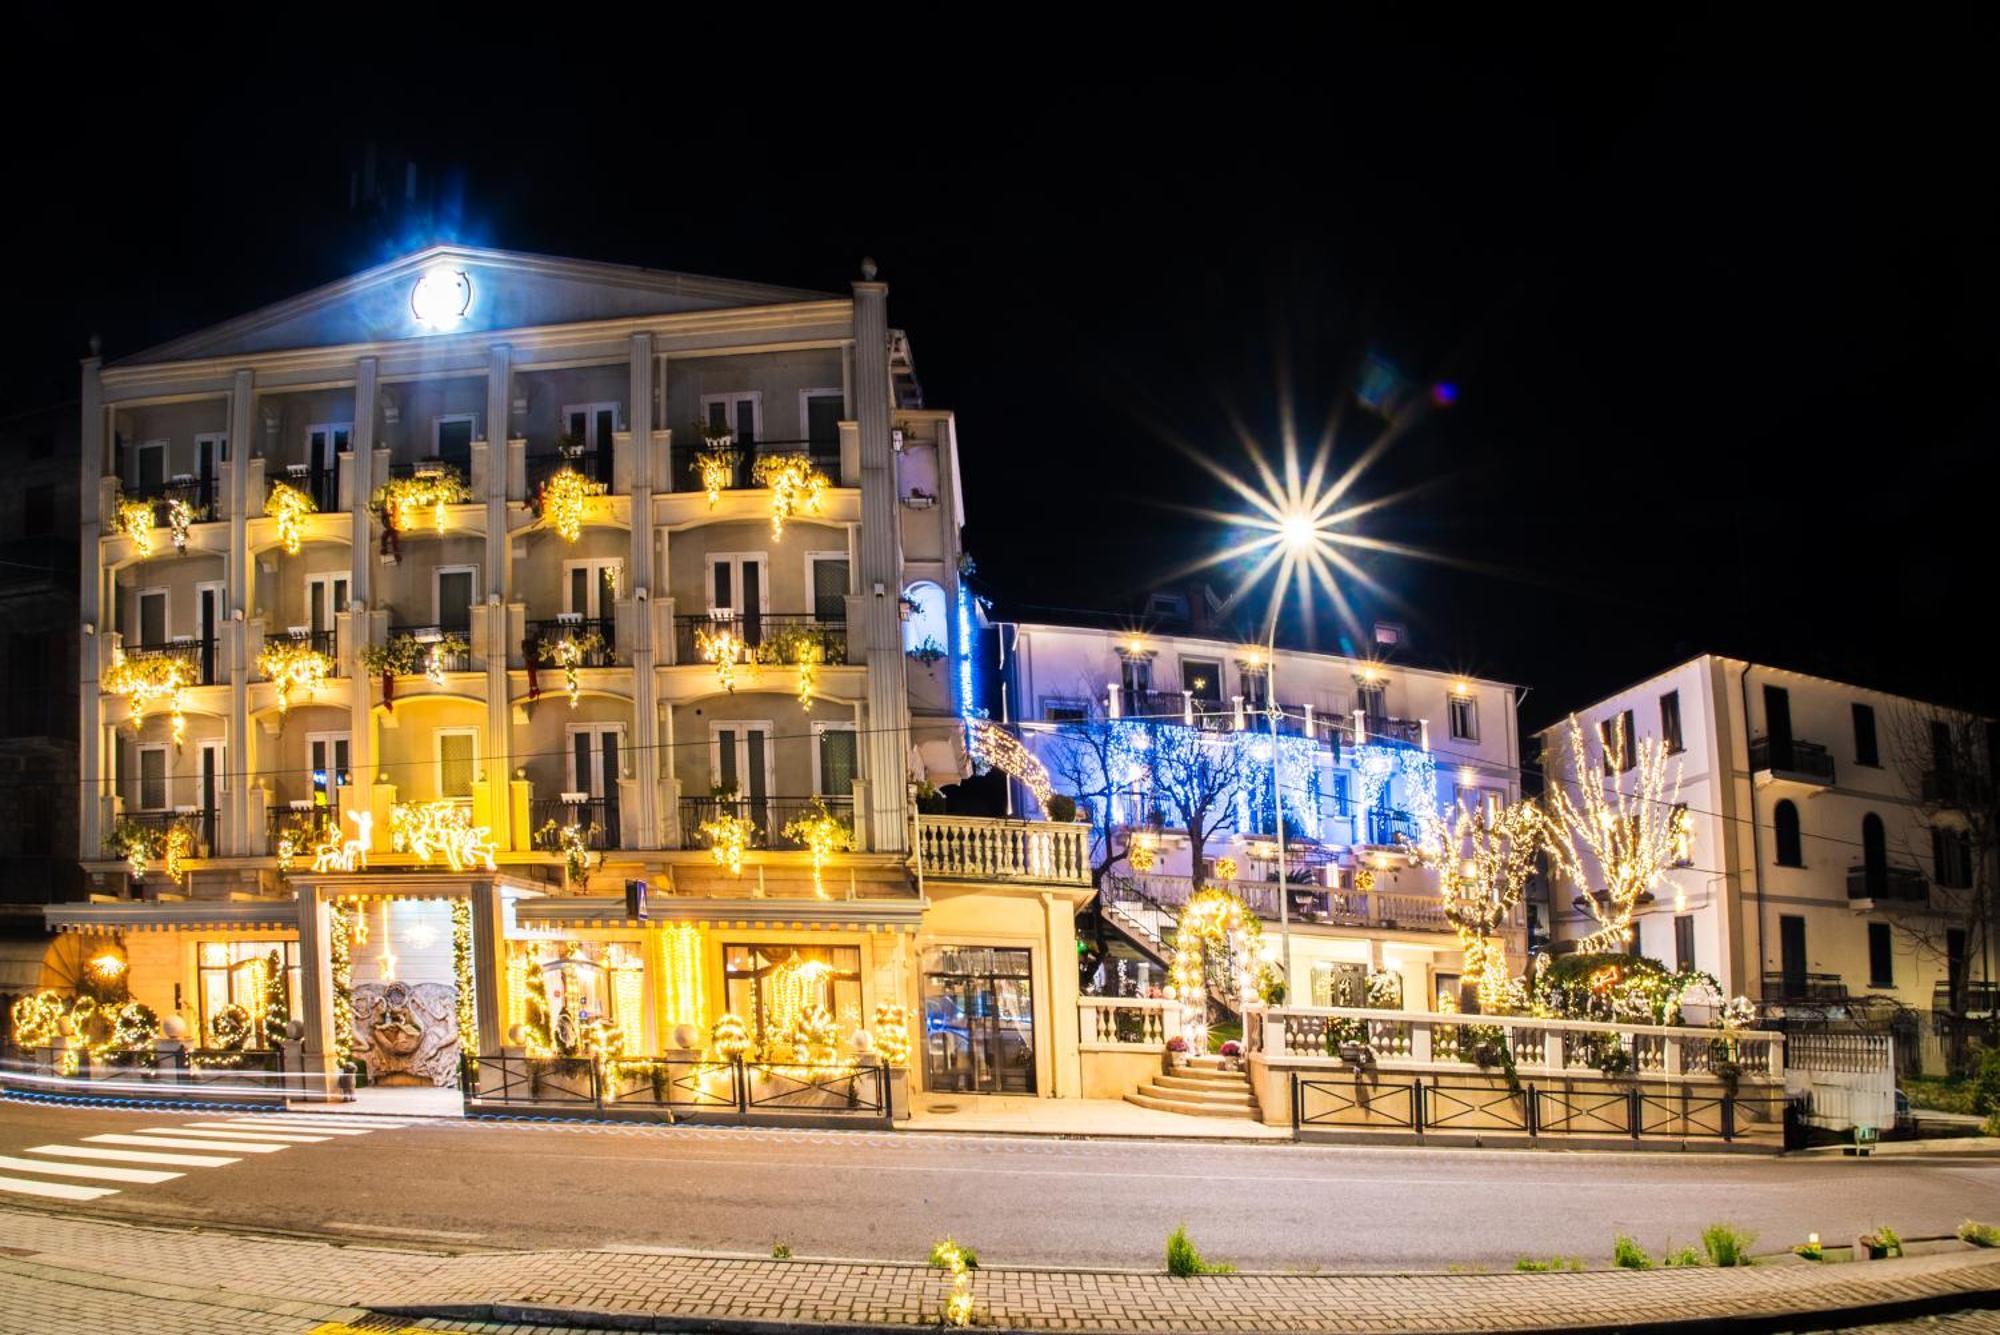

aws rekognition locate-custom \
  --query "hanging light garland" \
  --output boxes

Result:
[695,625,756,693]
[535,629,605,708]
[116,498,156,557]
[872,1002,910,1068]
[765,954,834,1054]
[372,466,473,556]
[695,446,736,506]
[1213,856,1239,883]
[966,719,1055,810]
[257,637,334,714]
[451,900,475,1059]
[534,818,601,884]
[391,800,498,872]
[781,797,852,898]
[106,820,159,879]
[166,498,194,553]
[1404,796,1545,1011]
[698,810,755,875]
[751,452,830,538]
[104,651,195,746]
[536,468,607,544]
[329,902,356,1068]
[263,480,317,556]
[163,822,195,885]
[1168,888,1270,1012]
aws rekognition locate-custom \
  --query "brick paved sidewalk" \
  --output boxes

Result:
[2,1206,1998,1334]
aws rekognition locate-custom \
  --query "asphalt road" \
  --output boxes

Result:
[1,1098,1995,1271]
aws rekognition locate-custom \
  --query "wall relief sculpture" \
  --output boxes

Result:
[352,981,459,1087]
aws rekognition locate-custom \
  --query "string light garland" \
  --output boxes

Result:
[257,637,333,714]
[375,900,397,981]
[695,625,756,693]
[1213,856,1239,883]
[329,902,356,1067]
[765,955,835,1055]
[263,480,317,555]
[163,822,195,886]
[373,466,473,538]
[1351,741,1437,817]
[106,821,159,879]
[695,446,735,506]
[313,810,372,873]
[1168,889,1270,1013]
[361,633,468,705]
[872,1002,911,1069]
[535,629,605,708]
[699,811,755,876]
[1542,715,1686,955]
[534,818,601,884]
[391,800,498,872]
[450,899,476,1059]
[1403,796,1544,1011]
[116,498,156,557]
[967,718,1055,810]
[930,1238,977,1329]
[781,797,852,898]
[166,498,194,553]
[712,1011,754,1061]
[104,651,195,747]
[751,452,830,538]
[536,467,607,543]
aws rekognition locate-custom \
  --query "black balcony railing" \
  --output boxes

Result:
[672,614,846,667]
[1933,980,2000,1018]
[266,803,337,848]
[124,473,219,519]
[525,446,612,494]
[670,438,839,494]
[1358,714,1424,746]
[261,629,340,675]
[1922,768,1991,806]
[387,626,472,673]
[120,807,218,858]
[531,795,620,850]
[122,637,221,686]
[526,617,617,667]
[1761,972,1850,1003]
[1749,736,1836,784]
[1847,864,1929,903]
[1364,808,1418,847]
[273,463,339,512]
[678,795,852,852]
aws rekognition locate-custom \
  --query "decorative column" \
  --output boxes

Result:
[294,882,338,1096]
[348,357,378,790]
[77,355,105,863]
[484,345,514,851]
[469,879,508,1056]
[853,266,910,852]
[627,333,660,847]
[224,369,255,856]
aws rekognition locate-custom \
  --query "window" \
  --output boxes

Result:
[1628,919,1644,958]
[1868,922,1894,989]
[800,389,844,467]
[307,733,350,801]
[1930,721,1956,774]
[806,554,849,623]
[434,566,478,634]
[1119,655,1151,701]
[1934,827,1973,889]
[197,941,299,1047]
[1660,691,1683,754]
[1146,592,1189,620]
[1852,703,1879,767]
[1180,659,1221,705]
[1241,663,1269,710]
[137,745,168,811]
[136,588,167,647]
[700,392,761,446]
[1356,680,1386,718]
[1773,800,1803,867]
[433,414,476,475]
[563,559,622,620]
[922,945,1036,1095]
[520,940,644,1044]
[814,724,858,797]
[1600,710,1636,773]
[1675,914,1695,972]
[901,581,947,657]
[306,573,349,646]
[711,722,774,835]
[195,432,226,478]
[1861,813,1889,898]
[1041,697,1089,723]
[435,730,477,800]
[1671,802,1694,866]
[1448,694,1479,743]
[134,440,166,492]
[724,943,862,1052]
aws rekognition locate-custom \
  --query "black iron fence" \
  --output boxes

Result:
[678,795,852,852]
[670,438,839,493]
[123,637,221,686]
[530,796,620,849]
[121,807,219,857]
[387,626,472,673]
[261,629,340,674]
[468,1052,886,1120]
[1846,864,1929,903]
[1294,1074,1778,1142]
[526,446,613,493]
[671,613,846,666]
[125,474,219,521]
[267,804,336,848]
[1749,736,1837,784]
[272,463,340,512]
[527,617,618,666]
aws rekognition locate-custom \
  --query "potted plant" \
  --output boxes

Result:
[1856,1226,1903,1260]
[1218,1039,1244,1071]
[1165,1035,1190,1068]
[904,487,937,509]
[907,637,947,667]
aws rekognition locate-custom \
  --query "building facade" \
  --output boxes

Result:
[993,611,1528,1016]
[52,246,1092,1107]
[1538,655,1997,1070]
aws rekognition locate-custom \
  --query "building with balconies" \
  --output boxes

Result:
[50,246,1097,1114]
[990,609,1528,1018]
[1538,655,1997,1071]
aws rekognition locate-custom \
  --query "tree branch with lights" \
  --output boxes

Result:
[1402,795,1543,1012]
[1541,714,1689,955]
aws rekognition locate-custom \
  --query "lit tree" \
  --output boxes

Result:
[1041,710,1131,890]
[1405,796,1544,1012]
[1541,714,1688,955]
[1147,720,1253,891]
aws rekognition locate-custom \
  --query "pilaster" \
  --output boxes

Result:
[485,345,514,851]
[853,272,910,852]
[77,357,105,864]
[225,369,255,856]
[628,333,659,847]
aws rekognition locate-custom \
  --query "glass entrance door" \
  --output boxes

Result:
[922,946,1036,1095]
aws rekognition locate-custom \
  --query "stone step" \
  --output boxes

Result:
[1143,1081,1255,1106]
[1152,1073,1253,1096]
[1126,1089,1259,1119]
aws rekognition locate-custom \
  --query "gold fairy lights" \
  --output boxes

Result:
[257,637,333,714]
[781,797,852,898]
[391,800,498,872]
[695,625,755,693]
[537,467,607,543]
[116,499,156,557]
[104,651,196,746]
[1543,714,1687,955]
[536,629,605,708]
[1404,795,1544,1011]
[699,810,755,876]
[966,718,1055,810]
[750,452,830,538]
[373,466,472,538]
[313,810,372,873]
[1168,888,1268,1011]
[263,480,317,555]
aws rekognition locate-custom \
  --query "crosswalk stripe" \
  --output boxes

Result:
[0,1175,119,1202]
[215,1119,377,1136]
[84,1134,288,1154]
[28,1144,239,1168]
[0,1154,180,1184]
[255,1115,410,1128]
[155,1125,332,1143]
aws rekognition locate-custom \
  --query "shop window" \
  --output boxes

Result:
[922,945,1035,1095]
[196,941,300,1047]
[725,944,863,1057]
[523,940,646,1052]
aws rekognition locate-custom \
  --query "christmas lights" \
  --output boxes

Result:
[163,822,194,886]
[967,718,1055,810]
[1213,856,1239,883]
[166,498,194,552]
[699,811,755,875]
[751,452,830,538]
[712,1011,753,1061]
[104,651,195,746]
[257,637,333,714]
[781,797,852,898]
[391,800,498,872]
[329,901,356,1066]
[871,1001,910,1068]
[117,498,156,557]
[536,467,607,543]
[373,466,473,544]
[263,480,317,556]
[695,625,756,693]
[106,820,159,878]
[765,955,835,1056]
[930,1237,976,1328]
[534,818,601,884]
[695,447,735,506]
[1542,715,1685,955]
[535,629,605,708]
[1168,889,1269,1012]
[312,810,372,873]
[1403,796,1544,1011]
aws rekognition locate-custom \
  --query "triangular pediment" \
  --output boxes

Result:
[118,245,839,366]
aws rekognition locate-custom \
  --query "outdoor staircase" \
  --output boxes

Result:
[1126,1057,1261,1120]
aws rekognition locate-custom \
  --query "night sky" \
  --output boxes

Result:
[8,21,1993,731]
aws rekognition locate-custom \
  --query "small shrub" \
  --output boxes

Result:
[1973,1049,2000,1115]
[1792,1239,1824,1262]
[1513,1256,1584,1273]
[1166,1224,1235,1277]
[1957,1220,2000,1248]
[1661,1242,1704,1268]
[1045,793,1078,824]
[1612,1235,1652,1270]
[1984,1110,2000,1137]
[771,1241,793,1260]
[1701,1223,1755,1267]
[928,1237,978,1271]
[1858,1226,1903,1259]
[1219,1040,1243,1058]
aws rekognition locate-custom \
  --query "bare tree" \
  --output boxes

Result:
[1886,703,1998,1072]
[1041,713,1130,890]
[1147,721,1253,891]
[1541,714,1689,956]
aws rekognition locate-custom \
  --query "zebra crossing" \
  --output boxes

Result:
[0,1113,411,1202]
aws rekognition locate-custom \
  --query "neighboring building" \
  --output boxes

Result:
[992,605,1528,1016]
[1537,655,1997,1071]
[0,401,81,1010]
[53,245,1096,1105]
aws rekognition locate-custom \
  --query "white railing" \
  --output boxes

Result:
[1251,1006,1784,1080]
[1785,1030,1896,1131]
[1120,874,1522,935]
[1078,997,1184,1051]
[915,814,1090,886]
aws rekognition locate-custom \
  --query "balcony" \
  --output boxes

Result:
[531,795,621,849]
[122,637,221,686]
[1847,863,1929,906]
[1361,808,1419,848]
[1761,972,1850,1004]
[679,795,852,852]
[261,629,341,675]
[526,616,618,667]
[266,803,337,850]
[1749,736,1836,786]
[123,473,219,523]
[915,813,1090,887]
[671,613,846,667]
[1113,872,1493,936]
[526,445,613,495]
[119,807,219,859]
[386,625,472,673]
[1358,714,1424,746]
[1922,768,1991,806]
[669,438,840,494]
[272,462,340,513]
[1933,980,2000,1019]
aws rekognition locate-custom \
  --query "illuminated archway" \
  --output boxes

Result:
[1167,889,1269,1016]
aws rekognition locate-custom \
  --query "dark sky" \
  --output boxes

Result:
[8,20,1993,731]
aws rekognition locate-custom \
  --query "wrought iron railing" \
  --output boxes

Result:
[531,795,620,849]
[1749,737,1836,784]
[1846,864,1928,903]
[273,463,340,512]
[670,438,839,493]
[124,474,219,521]
[526,446,613,493]
[121,637,221,686]
[1761,972,1850,1003]
[526,617,617,666]
[119,807,219,857]
[678,795,851,852]
[261,629,340,675]
[671,613,846,666]
[267,804,336,848]
[386,625,472,673]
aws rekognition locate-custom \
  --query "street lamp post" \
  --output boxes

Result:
[1266,611,1292,996]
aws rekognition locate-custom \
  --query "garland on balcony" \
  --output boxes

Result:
[263,480,317,555]
[256,637,333,715]
[116,498,157,557]
[534,818,602,884]
[106,820,162,879]
[209,1002,252,1051]
[694,625,756,693]
[360,632,468,709]
[711,1010,753,1061]
[273,812,323,877]
[391,800,498,872]
[104,651,196,746]
[751,452,830,538]
[535,467,607,543]
[781,797,852,899]
[754,623,827,709]
[698,810,755,876]
[534,629,606,709]
[166,498,194,553]
[163,822,194,886]
[372,466,473,558]
[694,429,736,506]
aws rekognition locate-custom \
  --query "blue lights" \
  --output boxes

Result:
[955,581,977,722]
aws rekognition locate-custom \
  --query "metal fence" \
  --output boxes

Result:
[468,1052,887,1121]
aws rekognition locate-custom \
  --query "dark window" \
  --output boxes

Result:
[1659,691,1682,753]
[922,945,1036,1095]
[1119,657,1150,700]
[1180,659,1222,705]
[1868,922,1894,989]
[1041,698,1088,723]
[1934,827,1973,889]
[1852,703,1879,767]
[1861,813,1888,897]
[1600,709,1637,773]
[1931,721,1955,774]
[1675,915,1695,972]
[1628,919,1644,958]
[1773,800,1803,867]
[1780,915,1807,996]
[1449,695,1478,742]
